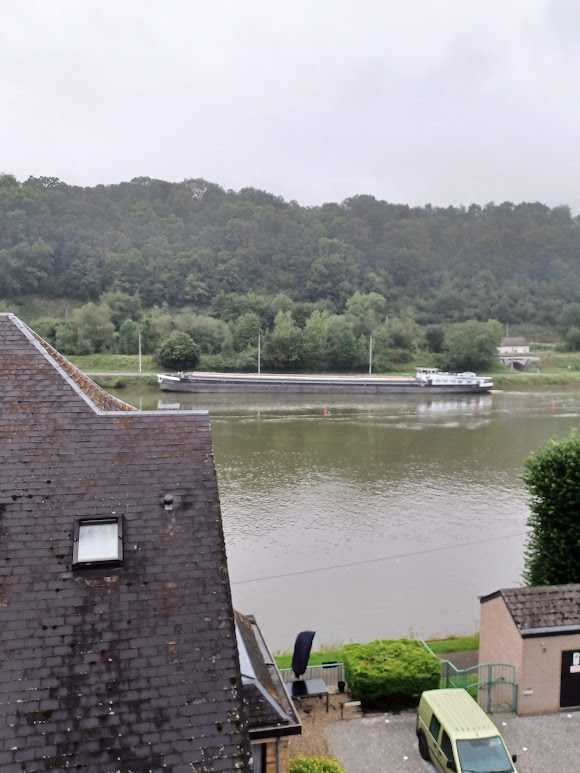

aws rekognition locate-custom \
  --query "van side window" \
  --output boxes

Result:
[429,714,441,740]
[441,731,454,760]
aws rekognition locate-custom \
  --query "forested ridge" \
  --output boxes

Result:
[2,173,580,372]
[1,173,579,326]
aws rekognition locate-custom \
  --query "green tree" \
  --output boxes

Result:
[70,303,116,354]
[558,303,580,337]
[424,325,446,354]
[31,317,59,347]
[101,290,142,329]
[6,239,54,293]
[54,322,79,355]
[139,316,159,354]
[345,291,387,318]
[369,324,393,372]
[183,273,209,303]
[118,319,140,354]
[302,310,329,371]
[441,319,502,371]
[157,331,201,370]
[271,293,294,316]
[263,311,304,370]
[175,312,231,354]
[522,432,580,585]
[565,326,580,351]
[234,312,261,351]
[387,312,420,353]
[326,316,357,370]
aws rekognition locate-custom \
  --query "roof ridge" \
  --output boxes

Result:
[24,322,136,413]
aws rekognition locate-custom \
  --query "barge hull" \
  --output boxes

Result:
[157,376,491,395]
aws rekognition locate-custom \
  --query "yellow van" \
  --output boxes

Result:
[416,689,518,773]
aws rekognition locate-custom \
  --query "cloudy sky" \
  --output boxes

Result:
[2,0,579,208]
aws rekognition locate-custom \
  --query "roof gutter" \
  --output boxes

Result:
[521,625,580,639]
[249,723,302,741]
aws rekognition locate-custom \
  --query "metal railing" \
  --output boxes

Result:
[279,662,346,692]
[421,640,517,714]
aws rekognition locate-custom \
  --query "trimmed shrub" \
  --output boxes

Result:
[342,638,440,704]
[289,757,345,773]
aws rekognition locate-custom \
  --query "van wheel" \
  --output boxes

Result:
[417,731,430,761]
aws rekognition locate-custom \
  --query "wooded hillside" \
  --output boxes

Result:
[1,174,579,328]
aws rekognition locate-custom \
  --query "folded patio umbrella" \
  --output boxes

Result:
[291,630,315,679]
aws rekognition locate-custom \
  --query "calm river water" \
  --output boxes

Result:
[111,385,580,651]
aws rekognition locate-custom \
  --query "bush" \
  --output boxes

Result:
[342,639,440,704]
[198,348,258,372]
[92,375,128,389]
[157,331,201,370]
[289,758,345,773]
[523,430,580,585]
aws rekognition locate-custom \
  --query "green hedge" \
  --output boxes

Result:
[343,638,440,704]
[289,758,345,773]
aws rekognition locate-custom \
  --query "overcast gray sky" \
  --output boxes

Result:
[2,0,580,208]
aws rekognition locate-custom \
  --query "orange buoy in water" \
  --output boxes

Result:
[324,408,328,415]
[552,402,556,409]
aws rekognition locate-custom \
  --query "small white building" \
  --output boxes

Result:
[498,337,529,355]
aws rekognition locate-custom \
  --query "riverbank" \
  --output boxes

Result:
[87,371,580,393]
[67,352,580,391]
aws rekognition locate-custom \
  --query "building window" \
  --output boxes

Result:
[73,515,123,568]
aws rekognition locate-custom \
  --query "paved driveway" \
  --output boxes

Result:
[326,709,580,772]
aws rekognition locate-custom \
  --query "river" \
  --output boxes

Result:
[110,385,580,652]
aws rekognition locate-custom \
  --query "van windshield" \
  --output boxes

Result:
[456,736,513,773]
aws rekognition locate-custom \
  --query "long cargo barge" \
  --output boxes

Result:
[156,368,493,395]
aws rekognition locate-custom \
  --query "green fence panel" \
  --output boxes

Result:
[420,641,517,714]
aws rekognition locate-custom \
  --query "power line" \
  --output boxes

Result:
[231,531,527,586]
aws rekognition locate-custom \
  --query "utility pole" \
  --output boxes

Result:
[369,332,373,374]
[258,329,261,374]
[138,329,142,373]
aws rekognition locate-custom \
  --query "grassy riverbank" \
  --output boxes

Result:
[272,634,479,669]
[69,354,157,373]
[67,350,580,390]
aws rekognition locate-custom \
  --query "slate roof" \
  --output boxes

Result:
[481,584,580,636]
[234,612,301,740]
[28,325,135,412]
[0,314,252,773]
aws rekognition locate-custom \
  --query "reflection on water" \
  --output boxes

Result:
[112,386,580,650]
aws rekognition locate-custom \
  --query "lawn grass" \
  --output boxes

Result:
[273,646,344,671]
[273,635,479,670]
[68,354,156,373]
[425,634,479,654]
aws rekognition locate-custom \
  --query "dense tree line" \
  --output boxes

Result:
[26,288,502,373]
[2,173,580,331]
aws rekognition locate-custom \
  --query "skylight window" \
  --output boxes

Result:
[73,515,123,568]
